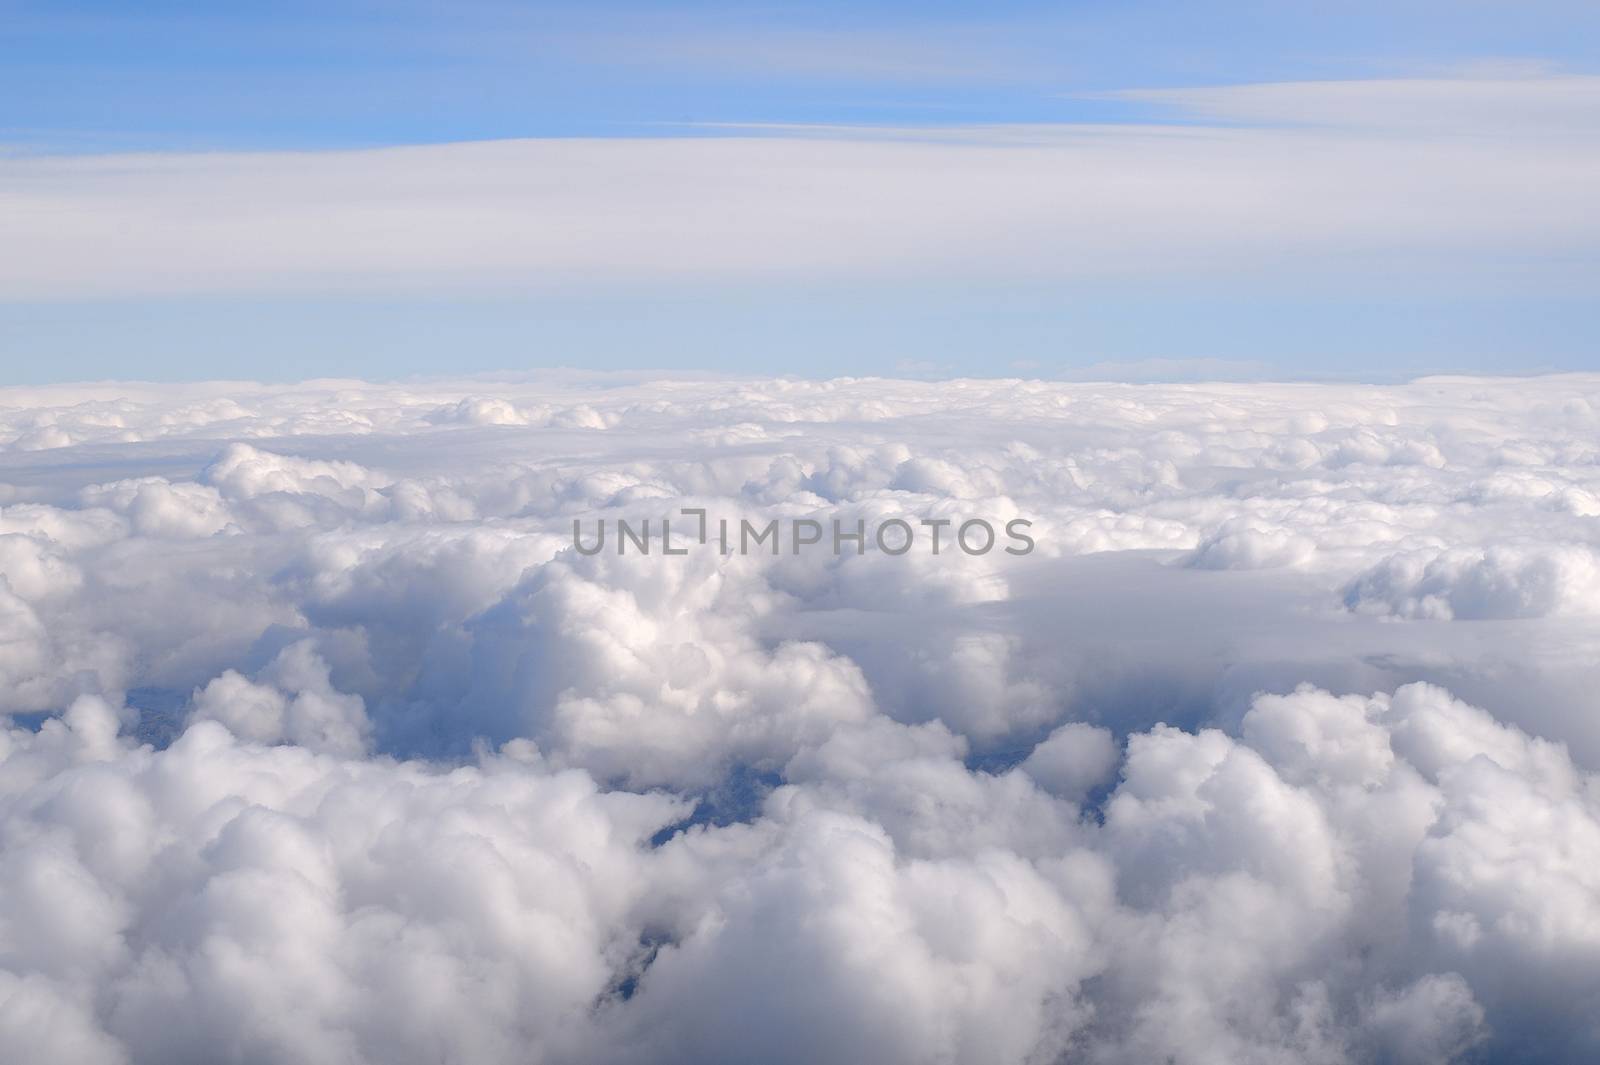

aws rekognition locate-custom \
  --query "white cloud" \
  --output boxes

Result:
[1345,543,1600,619]
[189,640,371,755]
[3,75,1598,298]
[1110,73,1600,135]
[1,372,1600,1060]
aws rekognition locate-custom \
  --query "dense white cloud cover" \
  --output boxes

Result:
[3,372,1600,1062]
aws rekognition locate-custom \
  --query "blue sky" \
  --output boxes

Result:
[3,0,1599,382]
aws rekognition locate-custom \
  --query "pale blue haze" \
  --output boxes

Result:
[3,0,1598,382]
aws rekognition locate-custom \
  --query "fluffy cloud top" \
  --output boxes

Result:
[3,372,1600,1062]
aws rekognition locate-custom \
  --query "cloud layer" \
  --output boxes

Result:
[5,74,1599,298]
[3,372,1600,1062]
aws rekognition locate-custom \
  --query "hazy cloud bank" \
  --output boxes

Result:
[5,74,1599,300]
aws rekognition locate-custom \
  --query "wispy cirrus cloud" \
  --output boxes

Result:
[1106,70,1600,134]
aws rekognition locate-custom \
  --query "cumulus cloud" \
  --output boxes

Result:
[1345,543,1600,619]
[189,640,372,755]
[2,372,1600,1061]
[1187,518,1317,570]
